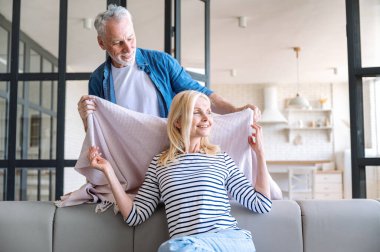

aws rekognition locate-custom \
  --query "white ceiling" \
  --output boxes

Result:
[0,0,378,86]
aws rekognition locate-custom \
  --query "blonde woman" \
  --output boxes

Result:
[89,90,272,252]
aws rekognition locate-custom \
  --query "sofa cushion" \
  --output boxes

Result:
[0,201,56,252]
[133,203,170,251]
[231,200,303,252]
[299,199,380,252]
[54,204,133,252]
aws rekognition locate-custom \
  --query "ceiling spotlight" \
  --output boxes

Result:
[83,18,93,30]
[333,67,338,75]
[230,69,237,77]
[238,16,247,28]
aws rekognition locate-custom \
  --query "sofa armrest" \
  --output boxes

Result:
[0,201,56,252]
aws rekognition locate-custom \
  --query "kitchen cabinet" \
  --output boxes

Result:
[268,160,332,200]
[313,170,343,199]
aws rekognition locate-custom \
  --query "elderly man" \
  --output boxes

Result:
[78,4,261,130]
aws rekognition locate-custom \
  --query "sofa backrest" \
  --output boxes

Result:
[232,200,303,252]
[298,199,380,252]
[53,203,134,252]
[0,201,55,252]
[1,200,378,252]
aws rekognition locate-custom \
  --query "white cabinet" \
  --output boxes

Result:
[313,170,343,199]
[285,109,333,142]
[268,160,331,200]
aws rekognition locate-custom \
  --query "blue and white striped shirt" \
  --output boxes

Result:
[126,152,272,238]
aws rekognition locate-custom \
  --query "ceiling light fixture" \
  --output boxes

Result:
[83,18,93,30]
[238,16,247,28]
[230,69,237,77]
[288,47,310,109]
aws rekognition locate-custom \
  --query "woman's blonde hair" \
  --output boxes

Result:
[159,91,220,165]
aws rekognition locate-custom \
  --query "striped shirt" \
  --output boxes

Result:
[126,152,272,238]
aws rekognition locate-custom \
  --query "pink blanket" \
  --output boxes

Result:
[56,97,282,212]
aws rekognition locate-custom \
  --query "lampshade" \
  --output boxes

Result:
[288,47,310,109]
[288,93,310,108]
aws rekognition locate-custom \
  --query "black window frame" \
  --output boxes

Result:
[346,0,380,198]
[1,0,211,200]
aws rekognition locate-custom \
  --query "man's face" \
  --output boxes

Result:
[97,17,137,68]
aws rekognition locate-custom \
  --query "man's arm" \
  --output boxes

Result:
[209,93,261,121]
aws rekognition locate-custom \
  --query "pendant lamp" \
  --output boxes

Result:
[288,47,310,109]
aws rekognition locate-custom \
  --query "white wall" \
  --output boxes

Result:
[64,81,88,194]
[212,82,351,164]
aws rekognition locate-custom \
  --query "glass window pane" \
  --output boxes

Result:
[360,1,380,67]
[29,81,40,105]
[53,80,58,112]
[42,58,52,73]
[19,41,24,73]
[16,104,23,159]
[0,168,5,201]
[0,79,7,92]
[18,81,24,99]
[0,0,12,74]
[64,167,86,195]
[28,109,40,159]
[29,49,41,73]
[40,113,52,159]
[363,77,380,157]
[65,81,87,159]
[52,115,56,159]
[366,166,380,199]
[0,0,13,22]
[67,0,105,72]
[41,81,52,109]
[20,0,59,73]
[0,26,9,73]
[16,79,57,160]
[15,168,56,201]
[0,86,8,159]
[181,0,205,71]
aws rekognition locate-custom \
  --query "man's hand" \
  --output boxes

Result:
[237,104,261,122]
[209,93,261,122]
[77,95,96,131]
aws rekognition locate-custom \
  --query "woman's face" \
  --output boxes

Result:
[190,97,213,142]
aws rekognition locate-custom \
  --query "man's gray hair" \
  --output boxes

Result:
[94,4,133,37]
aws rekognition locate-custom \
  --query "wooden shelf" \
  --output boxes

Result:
[285,108,333,142]
[285,127,333,142]
[285,108,332,113]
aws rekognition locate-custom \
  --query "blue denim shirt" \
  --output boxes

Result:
[88,48,213,118]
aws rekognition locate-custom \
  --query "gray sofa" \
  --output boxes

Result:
[0,199,379,252]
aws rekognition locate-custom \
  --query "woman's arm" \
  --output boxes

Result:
[89,146,134,219]
[225,154,272,213]
[248,123,271,199]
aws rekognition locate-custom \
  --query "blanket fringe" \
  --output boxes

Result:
[95,200,114,213]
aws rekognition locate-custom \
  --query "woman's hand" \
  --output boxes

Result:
[248,123,265,156]
[88,146,134,219]
[248,123,270,198]
[88,146,111,174]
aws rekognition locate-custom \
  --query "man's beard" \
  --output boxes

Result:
[110,51,135,67]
